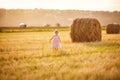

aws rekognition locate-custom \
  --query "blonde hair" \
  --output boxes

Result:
[54,29,59,35]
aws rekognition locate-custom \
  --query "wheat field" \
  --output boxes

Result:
[0,29,120,80]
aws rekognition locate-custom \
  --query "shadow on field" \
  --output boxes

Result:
[85,42,120,47]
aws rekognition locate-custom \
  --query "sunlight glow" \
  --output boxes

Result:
[0,0,120,11]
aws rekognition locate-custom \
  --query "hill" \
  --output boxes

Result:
[0,9,120,27]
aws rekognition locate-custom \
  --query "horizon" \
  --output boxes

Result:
[0,0,120,11]
[0,8,120,12]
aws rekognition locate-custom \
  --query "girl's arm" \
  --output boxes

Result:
[49,36,54,42]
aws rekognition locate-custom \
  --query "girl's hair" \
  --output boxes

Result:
[54,29,59,34]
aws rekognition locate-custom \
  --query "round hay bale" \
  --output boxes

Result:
[19,23,27,28]
[106,24,120,34]
[70,18,101,42]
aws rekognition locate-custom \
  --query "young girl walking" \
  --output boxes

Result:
[50,29,61,50]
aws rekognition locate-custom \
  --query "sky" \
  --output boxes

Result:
[0,0,120,11]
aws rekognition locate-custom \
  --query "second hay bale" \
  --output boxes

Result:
[106,24,120,34]
[70,18,101,42]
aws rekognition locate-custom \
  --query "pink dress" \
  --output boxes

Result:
[52,35,60,48]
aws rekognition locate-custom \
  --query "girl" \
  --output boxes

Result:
[50,29,61,50]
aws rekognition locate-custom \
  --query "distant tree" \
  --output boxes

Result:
[56,23,61,27]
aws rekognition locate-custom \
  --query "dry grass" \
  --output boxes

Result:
[0,30,120,80]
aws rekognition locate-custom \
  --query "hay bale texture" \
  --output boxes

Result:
[106,24,120,34]
[70,18,101,42]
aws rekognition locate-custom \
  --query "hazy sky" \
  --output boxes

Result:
[0,0,120,11]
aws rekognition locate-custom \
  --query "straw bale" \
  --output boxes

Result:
[70,18,101,42]
[106,24,120,34]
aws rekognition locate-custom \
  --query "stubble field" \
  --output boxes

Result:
[0,27,120,80]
